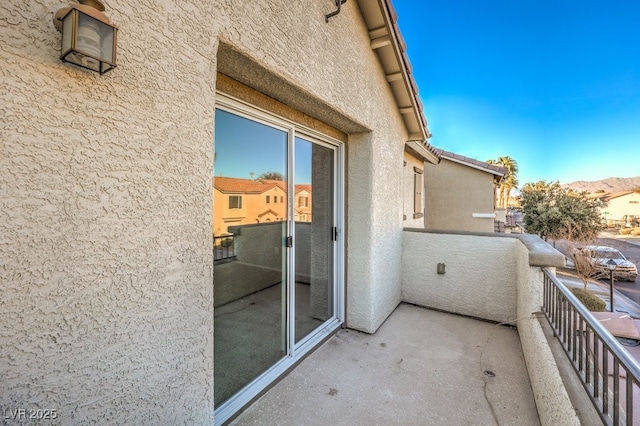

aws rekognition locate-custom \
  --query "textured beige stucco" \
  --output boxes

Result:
[1,0,216,423]
[516,268,581,426]
[424,157,497,232]
[402,230,580,425]
[401,231,520,323]
[212,2,410,334]
[2,0,414,421]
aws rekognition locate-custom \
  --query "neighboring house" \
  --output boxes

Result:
[213,177,288,235]
[404,141,440,227]
[295,184,313,222]
[424,149,506,233]
[598,191,640,224]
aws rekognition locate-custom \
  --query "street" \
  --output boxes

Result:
[594,231,640,306]
[553,230,640,313]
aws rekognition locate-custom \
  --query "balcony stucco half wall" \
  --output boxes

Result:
[402,229,580,426]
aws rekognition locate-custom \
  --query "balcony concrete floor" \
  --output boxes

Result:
[230,303,540,425]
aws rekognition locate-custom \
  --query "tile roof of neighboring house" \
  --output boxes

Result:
[434,148,507,177]
[259,180,288,191]
[257,209,278,218]
[599,191,635,202]
[214,177,311,195]
[213,177,285,194]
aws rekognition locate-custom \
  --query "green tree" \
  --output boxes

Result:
[487,156,518,208]
[520,180,604,242]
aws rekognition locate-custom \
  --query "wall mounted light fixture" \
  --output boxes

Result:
[53,0,117,74]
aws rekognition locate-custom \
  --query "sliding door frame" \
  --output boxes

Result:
[213,92,345,425]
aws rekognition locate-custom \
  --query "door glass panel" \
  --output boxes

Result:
[213,109,288,407]
[294,137,334,343]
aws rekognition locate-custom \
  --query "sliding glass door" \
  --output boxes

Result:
[213,95,343,423]
[213,109,288,406]
[293,136,335,344]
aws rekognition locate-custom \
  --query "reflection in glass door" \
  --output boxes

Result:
[294,137,334,343]
[213,96,342,423]
[213,109,288,407]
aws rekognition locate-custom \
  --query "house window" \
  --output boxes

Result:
[229,196,242,209]
[413,167,424,219]
[266,195,271,203]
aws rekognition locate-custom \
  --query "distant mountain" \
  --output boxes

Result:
[562,176,640,194]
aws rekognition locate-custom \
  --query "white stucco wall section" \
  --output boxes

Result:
[213,2,411,333]
[401,229,580,426]
[2,0,418,421]
[1,1,216,423]
[401,232,519,323]
[516,268,581,426]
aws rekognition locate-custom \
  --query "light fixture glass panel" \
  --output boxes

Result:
[61,9,74,57]
[101,29,114,63]
[77,12,103,58]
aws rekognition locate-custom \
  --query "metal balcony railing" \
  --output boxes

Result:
[542,268,640,425]
[214,235,235,261]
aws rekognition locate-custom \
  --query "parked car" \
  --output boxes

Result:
[579,245,638,282]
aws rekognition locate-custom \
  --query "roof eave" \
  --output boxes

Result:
[356,0,439,162]
[405,141,440,165]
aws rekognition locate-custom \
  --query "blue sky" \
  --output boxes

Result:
[214,110,313,183]
[393,0,640,186]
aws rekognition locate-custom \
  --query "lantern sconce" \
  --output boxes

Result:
[53,0,117,74]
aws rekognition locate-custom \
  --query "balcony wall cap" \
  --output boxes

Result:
[404,228,566,268]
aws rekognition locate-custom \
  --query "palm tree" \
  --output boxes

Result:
[487,156,519,209]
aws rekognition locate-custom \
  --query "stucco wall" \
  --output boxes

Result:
[212,2,410,333]
[1,1,217,424]
[401,228,577,425]
[1,0,413,422]
[516,268,581,426]
[424,158,496,232]
[401,230,521,323]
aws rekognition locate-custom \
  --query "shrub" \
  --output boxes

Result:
[570,288,606,312]
[619,228,633,235]
[631,228,640,236]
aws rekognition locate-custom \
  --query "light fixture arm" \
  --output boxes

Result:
[325,0,347,23]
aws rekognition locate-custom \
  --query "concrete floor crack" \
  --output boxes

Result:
[480,332,500,426]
